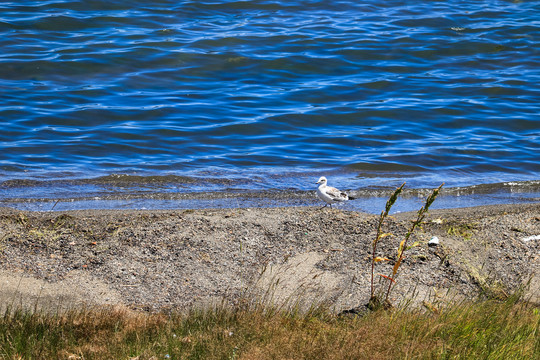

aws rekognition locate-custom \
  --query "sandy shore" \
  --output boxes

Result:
[0,203,538,313]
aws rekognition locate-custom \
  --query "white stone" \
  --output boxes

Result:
[428,236,440,246]
[521,235,540,242]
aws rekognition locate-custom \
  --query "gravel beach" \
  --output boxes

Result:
[0,203,538,313]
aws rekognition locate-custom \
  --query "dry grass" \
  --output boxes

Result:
[0,294,538,359]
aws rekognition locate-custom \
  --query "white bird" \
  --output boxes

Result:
[315,176,355,208]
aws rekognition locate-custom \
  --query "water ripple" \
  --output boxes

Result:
[0,0,539,198]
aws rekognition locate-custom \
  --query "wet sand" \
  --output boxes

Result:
[0,203,538,313]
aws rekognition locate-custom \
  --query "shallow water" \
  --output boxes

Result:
[2,176,539,214]
[1,1,539,211]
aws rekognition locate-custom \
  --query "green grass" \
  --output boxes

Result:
[0,294,538,359]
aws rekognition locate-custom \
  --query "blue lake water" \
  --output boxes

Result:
[1,0,539,212]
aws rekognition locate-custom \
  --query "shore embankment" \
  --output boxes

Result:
[0,203,538,312]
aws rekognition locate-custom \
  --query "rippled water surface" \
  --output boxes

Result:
[1,0,539,210]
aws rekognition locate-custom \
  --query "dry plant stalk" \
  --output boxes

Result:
[369,183,443,309]
[370,183,404,299]
[383,184,443,302]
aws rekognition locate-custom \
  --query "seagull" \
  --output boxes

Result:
[315,176,355,208]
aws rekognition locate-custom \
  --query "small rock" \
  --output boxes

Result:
[428,236,440,247]
[521,235,540,242]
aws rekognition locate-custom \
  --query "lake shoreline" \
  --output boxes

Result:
[0,203,538,313]
[2,178,540,214]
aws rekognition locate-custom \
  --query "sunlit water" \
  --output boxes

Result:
[1,1,539,212]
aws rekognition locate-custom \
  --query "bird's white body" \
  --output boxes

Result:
[315,176,353,207]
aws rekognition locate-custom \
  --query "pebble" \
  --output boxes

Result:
[428,236,440,246]
[521,235,540,242]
